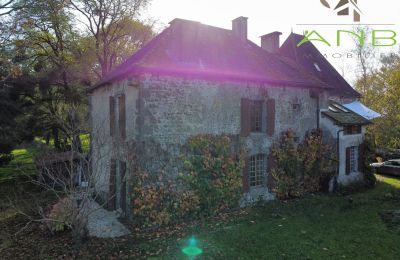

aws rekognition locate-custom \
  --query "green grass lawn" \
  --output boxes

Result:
[1,155,399,259]
[133,176,400,259]
[0,147,39,183]
[0,134,90,183]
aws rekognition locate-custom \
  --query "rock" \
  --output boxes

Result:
[87,201,130,238]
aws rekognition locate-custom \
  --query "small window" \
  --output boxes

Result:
[314,63,322,72]
[251,101,263,133]
[329,106,339,113]
[249,154,265,187]
[292,103,301,111]
[344,125,362,135]
[349,146,358,173]
[333,104,349,113]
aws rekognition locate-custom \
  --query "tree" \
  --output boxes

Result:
[69,0,152,78]
[352,26,377,105]
[355,52,400,149]
[10,0,89,151]
[74,17,154,83]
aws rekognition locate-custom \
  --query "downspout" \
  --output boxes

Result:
[316,94,320,129]
[334,129,344,190]
[310,90,320,129]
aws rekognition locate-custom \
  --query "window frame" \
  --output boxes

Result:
[344,125,362,135]
[349,146,358,173]
[250,100,263,133]
[249,154,265,187]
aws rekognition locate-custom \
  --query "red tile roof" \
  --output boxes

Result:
[90,19,331,92]
[279,33,361,98]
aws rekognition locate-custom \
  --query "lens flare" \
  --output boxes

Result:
[182,236,203,259]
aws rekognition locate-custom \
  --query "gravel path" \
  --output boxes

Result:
[87,201,130,238]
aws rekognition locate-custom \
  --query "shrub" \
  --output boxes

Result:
[0,143,14,166]
[131,170,200,227]
[130,134,244,228]
[47,197,74,232]
[181,135,244,216]
[271,129,335,199]
[362,134,377,189]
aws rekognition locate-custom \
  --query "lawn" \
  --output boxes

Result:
[1,175,399,259]
[0,147,39,183]
[0,134,90,183]
[140,176,400,259]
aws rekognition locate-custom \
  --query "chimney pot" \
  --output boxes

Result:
[260,31,282,53]
[232,16,248,41]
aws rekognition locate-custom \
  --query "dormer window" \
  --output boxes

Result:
[344,125,362,135]
[314,63,322,72]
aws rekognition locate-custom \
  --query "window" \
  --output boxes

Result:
[251,101,263,132]
[241,98,275,137]
[109,96,116,136]
[292,103,301,111]
[110,94,126,139]
[344,125,362,135]
[118,94,126,139]
[314,62,322,72]
[249,154,265,187]
[349,146,358,174]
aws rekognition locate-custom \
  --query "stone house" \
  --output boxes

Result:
[88,17,375,216]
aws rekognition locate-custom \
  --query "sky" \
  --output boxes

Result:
[143,0,400,84]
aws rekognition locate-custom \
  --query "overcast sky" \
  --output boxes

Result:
[144,0,400,84]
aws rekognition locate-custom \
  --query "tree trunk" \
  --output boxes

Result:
[52,127,61,150]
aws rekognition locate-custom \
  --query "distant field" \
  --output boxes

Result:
[0,134,90,182]
[0,147,38,182]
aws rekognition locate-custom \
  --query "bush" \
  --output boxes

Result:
[131,171,200,227]
[0,143,14,166]
[181,135,244,216]
[362,135,377,189]
[130,135,244,228]
[47,197,74,232]
[271,129,335,200]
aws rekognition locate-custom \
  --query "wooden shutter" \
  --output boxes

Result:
[267,152,277,191]
[119,161,127,215]
[109,159,117,210]
[358,144,364,172]
[118,94,126,139]
[345,147,351,175]
[241,99,251,137]
[109,96,116,137]
[242,157,250,193]
[267,99,276,137]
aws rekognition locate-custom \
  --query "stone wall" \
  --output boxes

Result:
[89,80,139,209]
[90,74,330,209]
[137,75,325,202]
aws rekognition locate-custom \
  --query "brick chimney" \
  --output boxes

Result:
[232,16,248,41]
[260,32,282,53]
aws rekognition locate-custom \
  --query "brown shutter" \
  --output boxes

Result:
[267,152,277,191]
[118,94,126,139]
[241,99,251,137]
[109,96,116,137]
[267,99,276,137]
[345,147,351,175]
[109,159,117,210]
[242,157,250,193]
[119,161,127,214]
[358,144,364,172]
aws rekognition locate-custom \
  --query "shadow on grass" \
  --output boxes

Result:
[1,176,400,259]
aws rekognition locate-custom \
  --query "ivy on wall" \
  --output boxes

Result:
[130,135,244,228]
[271,129,336,199]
